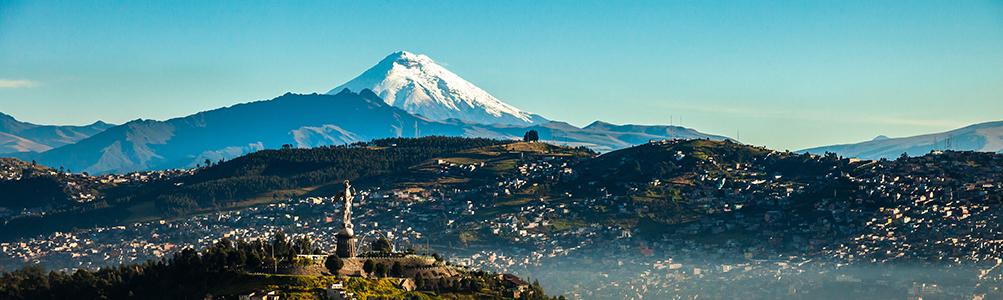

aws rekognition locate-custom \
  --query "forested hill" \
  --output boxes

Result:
[0,137,510,240]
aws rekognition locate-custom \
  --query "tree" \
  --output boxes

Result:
[324,255,344,275]
[293,238,313,255]
[390,262,403,277]
[523,130,539,142]
[374,263,388,278]
[362,259,375,275]
[272,232,290,256]
[372,237,393,253]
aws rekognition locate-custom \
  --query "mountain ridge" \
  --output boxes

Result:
[11,88,728,174]
[19,91,458,174]
[0,112,113,154]
[801,120,1003,159]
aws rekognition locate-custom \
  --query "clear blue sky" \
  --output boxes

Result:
[1,0,1000,150]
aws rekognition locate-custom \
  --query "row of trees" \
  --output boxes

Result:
[360,259,405,278]
[0,233,318,299]
[1,229,567,299]
[324,237,396,276]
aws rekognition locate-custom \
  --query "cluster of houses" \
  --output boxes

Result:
[0,158,35,181]
[0,161,196,221]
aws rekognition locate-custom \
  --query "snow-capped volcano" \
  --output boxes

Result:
[328,51,542,125]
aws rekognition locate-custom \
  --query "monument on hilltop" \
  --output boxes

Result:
[336,180,358,258]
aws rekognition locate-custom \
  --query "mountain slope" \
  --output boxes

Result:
[0,112,112,154]
[23,90,464,174]
[328,51,542,125]
[801,120,1003,159]
[0,132,50,153]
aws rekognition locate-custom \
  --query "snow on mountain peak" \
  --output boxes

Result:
[387,50,432,64]
[328,51,539,125]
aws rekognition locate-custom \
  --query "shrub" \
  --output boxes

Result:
[324,255,344,274]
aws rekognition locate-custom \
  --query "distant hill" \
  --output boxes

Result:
[443,120,730,153]
[0,112,112,154]
[801,120,1003,159]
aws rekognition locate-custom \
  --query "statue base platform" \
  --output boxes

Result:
[336,231,357,258]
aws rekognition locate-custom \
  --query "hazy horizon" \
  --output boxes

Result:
[1,1,1001,150]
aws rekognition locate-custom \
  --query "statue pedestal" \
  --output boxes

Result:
[336,229,357,258]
